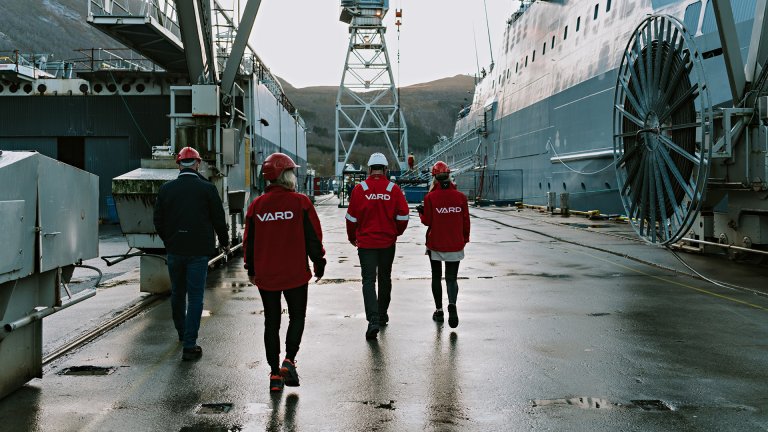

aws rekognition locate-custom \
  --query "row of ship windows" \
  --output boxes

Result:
[496,0,613,86]
[540,181,613,192]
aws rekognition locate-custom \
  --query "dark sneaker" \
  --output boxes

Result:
[182,345,202,361]
[280,358,300,387]
[432,310,444,322]
[447,304,459,328]
[379,312,389,326]
[365,322,379,340]
[269,373,284,392]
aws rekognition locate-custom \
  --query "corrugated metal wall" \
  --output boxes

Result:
[0,95,170,219]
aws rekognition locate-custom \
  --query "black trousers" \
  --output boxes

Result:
[258,284,308,374]
[429,254,460,309]
[358,245,396,324]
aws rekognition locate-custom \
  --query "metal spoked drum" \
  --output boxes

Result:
[613,15,713,245]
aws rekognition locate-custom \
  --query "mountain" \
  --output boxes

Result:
[282,74,475,175]
[1,1,476,176]
[0,0,121,63]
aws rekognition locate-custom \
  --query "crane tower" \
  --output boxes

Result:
[336,0,408,176]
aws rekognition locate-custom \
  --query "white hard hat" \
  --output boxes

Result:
[367,152,388,167]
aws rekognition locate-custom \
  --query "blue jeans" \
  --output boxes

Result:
[167,254,209,349]
[358,245,396,324]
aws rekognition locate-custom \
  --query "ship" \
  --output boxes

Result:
[435,0,759,219]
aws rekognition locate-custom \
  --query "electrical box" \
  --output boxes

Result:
[222,128,239,165]
[192,85,219,116]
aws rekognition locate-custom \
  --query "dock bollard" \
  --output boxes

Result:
[547,191,557,214]
[560,192,570,217]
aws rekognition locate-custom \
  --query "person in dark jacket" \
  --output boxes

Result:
[243,152,326,392]
[417,161,470,328]
[153,146,229,360]
[345,152,410,340]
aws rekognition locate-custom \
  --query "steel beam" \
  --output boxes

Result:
[745,0,768,83]
[712,0,747,104]
[221,0,263,96]
[175,0,210,84]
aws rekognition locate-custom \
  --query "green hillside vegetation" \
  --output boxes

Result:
[282,75,475,175]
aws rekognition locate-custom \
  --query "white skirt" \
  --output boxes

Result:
[426,248,465,262]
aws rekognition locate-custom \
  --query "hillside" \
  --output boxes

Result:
[0,0,121,62]
[1,1,476,176]
[281,75,476,175]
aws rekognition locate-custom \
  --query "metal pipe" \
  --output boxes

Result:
[208,242,243,267]
[677,237,768,256]
[2,289,96,337]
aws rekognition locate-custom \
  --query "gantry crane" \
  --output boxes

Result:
[335,0,408,176]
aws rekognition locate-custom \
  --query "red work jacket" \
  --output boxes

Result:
[345,174,410,249]
[419,183,470,252]
[243,185,325,291]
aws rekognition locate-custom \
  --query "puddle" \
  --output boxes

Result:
[631,400,672,411]
[59,365,116,376]
[362,400,396,410]
[196,403,233,414]
[505,272,571,279]
[534,397,674,412]
[180,425,242,432]
[563,223,612,229]
[316,278,360,284]
[533,397,621,409]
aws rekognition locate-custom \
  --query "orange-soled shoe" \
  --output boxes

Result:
[269,373,284,392]
[280,358,300,387]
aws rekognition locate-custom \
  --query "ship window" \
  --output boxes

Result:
[525,55,528,67]
[516,63,518,73]
[543,42,546,55]
[576,17,581,32]
[604,182,611,190]
[539,182,542,190]
[593,4,599,20]
[564,25,568,40]
[551,35,555,49]
[581,182,587,191]
[562,182,567,191]
[547,182,551,190]
[532,50,536,62]
[606,0,611,12]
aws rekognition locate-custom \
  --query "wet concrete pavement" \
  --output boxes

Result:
[1,196,768,431]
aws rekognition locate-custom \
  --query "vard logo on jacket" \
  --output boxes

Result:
[257,211,294,221]
[365,193,391,200]
[436,207,462,214]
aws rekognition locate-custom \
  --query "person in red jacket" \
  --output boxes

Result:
[417,161,470,328]
[346,152,410,340]
[243,152,326,392]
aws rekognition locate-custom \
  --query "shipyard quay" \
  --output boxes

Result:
[2,0,768,430]
[0,196,766,431]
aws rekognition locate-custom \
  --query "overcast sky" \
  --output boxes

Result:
[249,0,516,88]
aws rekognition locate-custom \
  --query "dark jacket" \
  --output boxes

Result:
[243,185,325,291]
[153,169,229,256]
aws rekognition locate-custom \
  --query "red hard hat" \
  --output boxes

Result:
[176,147,202,164]
[262,152,298,180]
[431,161,450,176]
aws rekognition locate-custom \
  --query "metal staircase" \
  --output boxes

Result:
[401,126,482,183]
